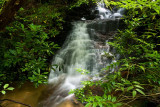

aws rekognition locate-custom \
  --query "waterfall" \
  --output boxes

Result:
[40,2,124,107]
[48,22,93,91]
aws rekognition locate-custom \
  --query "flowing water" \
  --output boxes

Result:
[42,3,124,107]
[0,2,124,107]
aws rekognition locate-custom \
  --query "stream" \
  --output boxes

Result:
[1,2,124,107]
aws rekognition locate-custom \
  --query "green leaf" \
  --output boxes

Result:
[43,72,48,74]
[98,102,103,107]
[7,87,14,90]
[104,0,110,7]
[135,89,145,95]
[90,96,94,101]
[95,96,100,101]
[120,87,125,92]
[93,102,97,107]
[19,7,24,11]
[112,97,116,102]
[9,49,16,55]
[3,84,9,89]
[37,68,40,74]
[113,104,117,107]
[132,81,140,84]
[38,81,42,83]
[117,71,121,76]
[132,90,137,98]
[154,8,160,14]
[21,24,25,31]
[103,94,107,99]
[115,88,121,92]
[124,80,131,85]
[127,86,134,91]
[1,90,6,94]
[108,95,112,100]
[85,103,92,107]
[115,103,122,106]
[139,66,145,72]
[134,85,144,89]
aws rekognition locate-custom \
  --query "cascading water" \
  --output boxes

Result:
[49,22,94,81]
[40,2,124,107]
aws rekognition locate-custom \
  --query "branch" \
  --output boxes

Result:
[145,93,160,97]
[0,99,32,107]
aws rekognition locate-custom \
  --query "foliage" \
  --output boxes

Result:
[108,0,160,84]
[0,0,98,89]
[0,83,14,95]
[0,21,60,86]
[69,0,97,9]
[0,1,66,87]
[0,0,5,12]
[76,68,90,75]
[70,71,146,107]
[71,0,160,106]
[16,4,64,37]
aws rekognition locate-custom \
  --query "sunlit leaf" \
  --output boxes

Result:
[3,84,9,89]
[127,86,134,91]
[139,66,145,72]
[103,94,107,99]
[7,87,14,90]
[134,85,144,89]
[85,103,92,107]
[108,95,112,100]
[136,89,145,95]
[132,90,137,98]
[115,103,122,106]
[120,87,125,92]
[112,97,116,102]
[98,102,103,107]
[93,102,97,107]
[1,90,6,94]
[132,81,140,84]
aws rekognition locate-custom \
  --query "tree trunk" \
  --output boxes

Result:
[0,0,25,31]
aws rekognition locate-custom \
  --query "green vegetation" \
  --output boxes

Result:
[0,0,100,95]
[0,0,160,106]
[0,1,63,88]
[0,84,14,95]
[0,0,97,91]
[70,0,160,106]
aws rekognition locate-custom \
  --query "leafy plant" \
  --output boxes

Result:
[76,68,90,75]
[71,0,160,106]
[0,83,14,95]
[0,20,59,86]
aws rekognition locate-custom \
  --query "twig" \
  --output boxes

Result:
[125,97,137,105]
[145,93,160,97]
[0,99,32,107]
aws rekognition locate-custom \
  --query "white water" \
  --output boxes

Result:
[49,22,92,83]
[47,22,93,107]
[97,2,112,19]
[96,2,123,19]
[46,2,124,107]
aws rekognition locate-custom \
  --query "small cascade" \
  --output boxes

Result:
[49,22,93,86]
[49,22,92,80]
[40,1,124,107]
[95,1,124,19]
[96,2,112,19]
